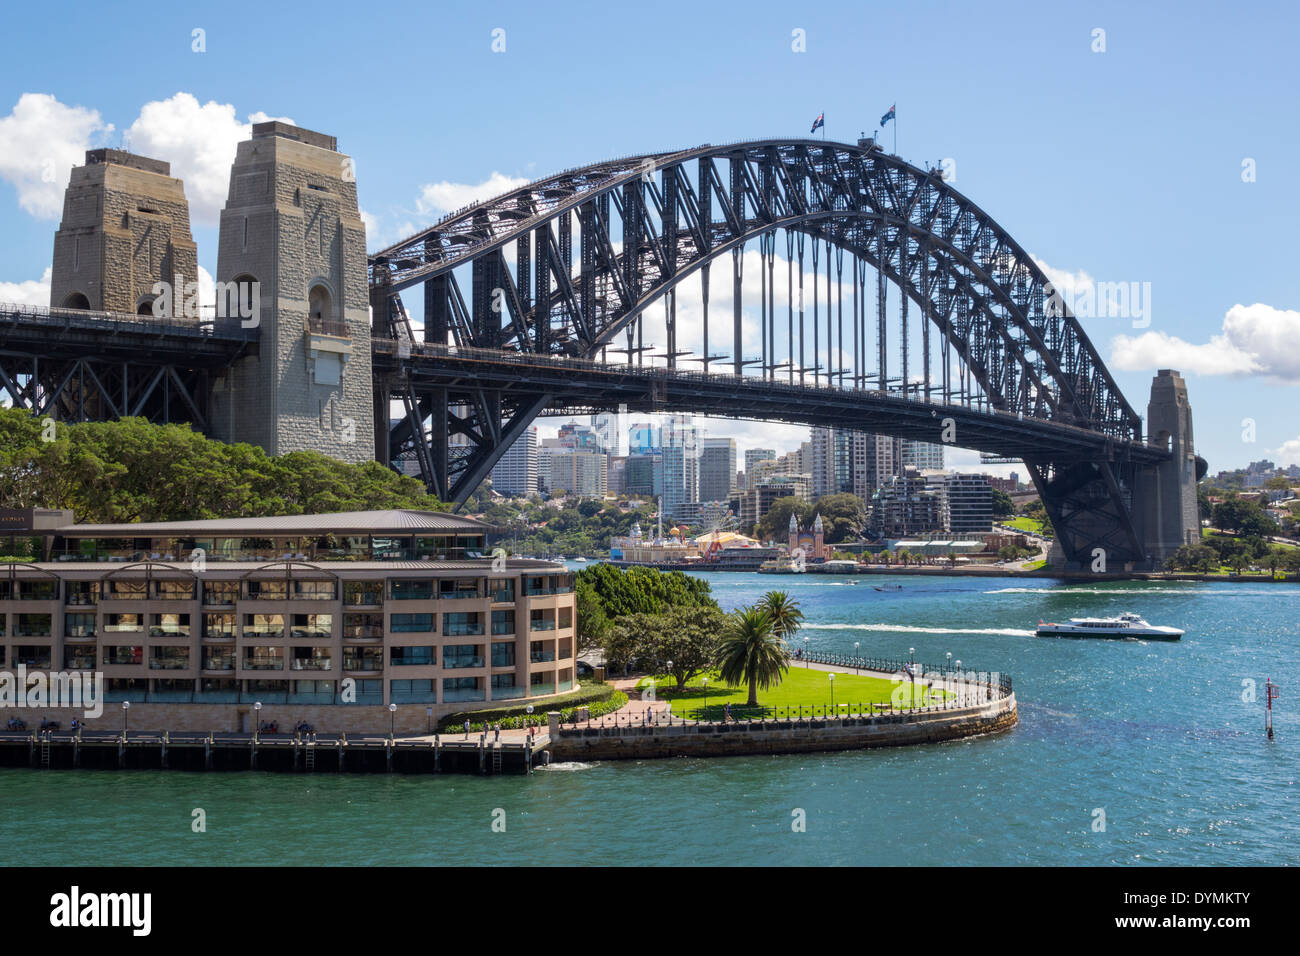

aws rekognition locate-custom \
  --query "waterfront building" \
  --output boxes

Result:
[900,439,945,472]
[789,512,831,561]
[0,508,576,730]
[659,415,700,520]
[871,469,944,537]
[622,453,663,499]
[490,426,538,497]
[929,472,994,534]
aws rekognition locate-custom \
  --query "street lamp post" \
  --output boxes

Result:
[121,700,130,740]
[854,642,860,673]
[828,672,835,714]
[909,647,916,710]
[701,677,708,719]
[955,661,963,707]
[389,702,397,741]
[946,652,953,708]
[253,700,262,742]
[526,704,534,737]
[803,636,809,666]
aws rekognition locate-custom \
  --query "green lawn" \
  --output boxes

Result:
[642,664,951,721]
[1006,516,1046,535]
[1021,559,1047,571]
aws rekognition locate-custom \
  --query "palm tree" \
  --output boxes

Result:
[757,590,804,653]
[715,607,789,707]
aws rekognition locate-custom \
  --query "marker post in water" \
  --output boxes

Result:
[1266,678,1279,740]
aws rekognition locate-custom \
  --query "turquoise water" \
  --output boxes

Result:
[1,573,1296,866]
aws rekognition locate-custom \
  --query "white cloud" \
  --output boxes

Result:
[0,93,112,218]
[0,266,52,305]
[1032,255,1093,301]
[125,94,293,225]
[1273,436,1300,468]
[1110,302,1300,381]
[416,172,530,217]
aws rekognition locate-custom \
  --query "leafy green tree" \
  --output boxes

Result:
[755,496,812,544]
[714,606,789,707]
[812,493,868,543]
[606,606,726,688]
[756,590,804,651]
[991,488,1015,518]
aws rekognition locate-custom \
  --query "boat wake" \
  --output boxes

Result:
[538,761,596,772]
[802,622,1036,637]
[982,586,1279,596]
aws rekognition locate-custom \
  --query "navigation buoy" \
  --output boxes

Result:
[1266,677,1279,741]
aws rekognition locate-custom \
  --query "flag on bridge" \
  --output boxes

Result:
[810,112,824,134]
[880,104,896,127]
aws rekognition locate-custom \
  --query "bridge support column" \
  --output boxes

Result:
[1134,369,1201,568]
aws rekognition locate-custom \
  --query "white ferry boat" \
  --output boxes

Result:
[1035,612,1183,641]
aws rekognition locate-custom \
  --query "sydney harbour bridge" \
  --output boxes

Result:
[0,128,1202,571]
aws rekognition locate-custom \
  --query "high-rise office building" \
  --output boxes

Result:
[698,437,737,503]
[490,426,538,497]
[659,415,699,519]
[623,453,663,498]
[900,439,945,472]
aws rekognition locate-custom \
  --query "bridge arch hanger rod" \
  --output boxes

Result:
[571,210,1069,431]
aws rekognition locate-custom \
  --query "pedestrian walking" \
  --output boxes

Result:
[463,719,470,739]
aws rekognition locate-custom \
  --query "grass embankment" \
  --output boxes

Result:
[439,682,627,732]
[1005,516,1047,535]
[643,664,951,721]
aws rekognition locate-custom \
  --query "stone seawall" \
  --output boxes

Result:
[548,694,1017,761]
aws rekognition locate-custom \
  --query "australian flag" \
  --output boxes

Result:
[880,104,896,127]
[810,112,824,134]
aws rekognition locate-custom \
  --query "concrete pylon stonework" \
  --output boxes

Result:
[1135,368,1201,566]
[49,150,198,314]
[211,122,374,462]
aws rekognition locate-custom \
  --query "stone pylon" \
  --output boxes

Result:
[50,149,198,315]
[210,122,373,463]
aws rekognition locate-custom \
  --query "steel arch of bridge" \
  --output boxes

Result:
[369,139,1158,564]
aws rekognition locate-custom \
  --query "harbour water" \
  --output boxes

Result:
[1,573,1296,866]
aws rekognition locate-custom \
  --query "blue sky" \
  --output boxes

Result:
[1,0,1297,473]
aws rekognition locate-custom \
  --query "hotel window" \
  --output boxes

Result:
[64,613,96,638]
[204,613,236,639]
[17,613,53,637]
[18,580,57,601]
[202,648,236,671]
[290,679,335,703]
[443,644,483,669]
[105,678,145,701]
[149,646,190,671]
[558,607,573,629]
[530,640,555,664]
[390,679,436,703]
[525,576,549,596]
[342,647,384,671]
[198,678,239,700]
[290,646,332,671]
[243,614,283,639]
[16,646,52,668]
[488,578,515,603]
[150,678,193,701]
[558,638,573,660]
[390,613,434,633]
[343,580,384,606]
[244,679,289,700]
[529,609,555,631]
[343,613,384,639]
[107,580,148,600]
[293,580,336,601]
[438,578,482,600]
[243,646,284,671]
[347,679,382,704]
[290,613,332,639]
[390,579,434,601]
[104,612,144,633]
[154,580,194,600]
[490,642,515,667]
[202,581,239,606]
[65,581,98,606]
[390,645,435,666]
[442,676,483,703]
[443,612,482,637]
[246,579,288,600]
[491,673,523,699]
[150,613,190,637]
[63,646,96,670]
[491,674,516,689]
[104,645,143,666]
[491,609,515,635]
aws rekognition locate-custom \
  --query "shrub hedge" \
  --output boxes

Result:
[437,681,627,733]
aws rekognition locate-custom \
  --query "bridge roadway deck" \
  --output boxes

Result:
[375,340,1169,466]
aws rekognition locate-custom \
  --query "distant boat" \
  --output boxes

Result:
[1035,612,1183,641]
[873,583,903,591]
[574,556,587,563]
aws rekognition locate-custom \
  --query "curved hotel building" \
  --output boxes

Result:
[0,509,576,733]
